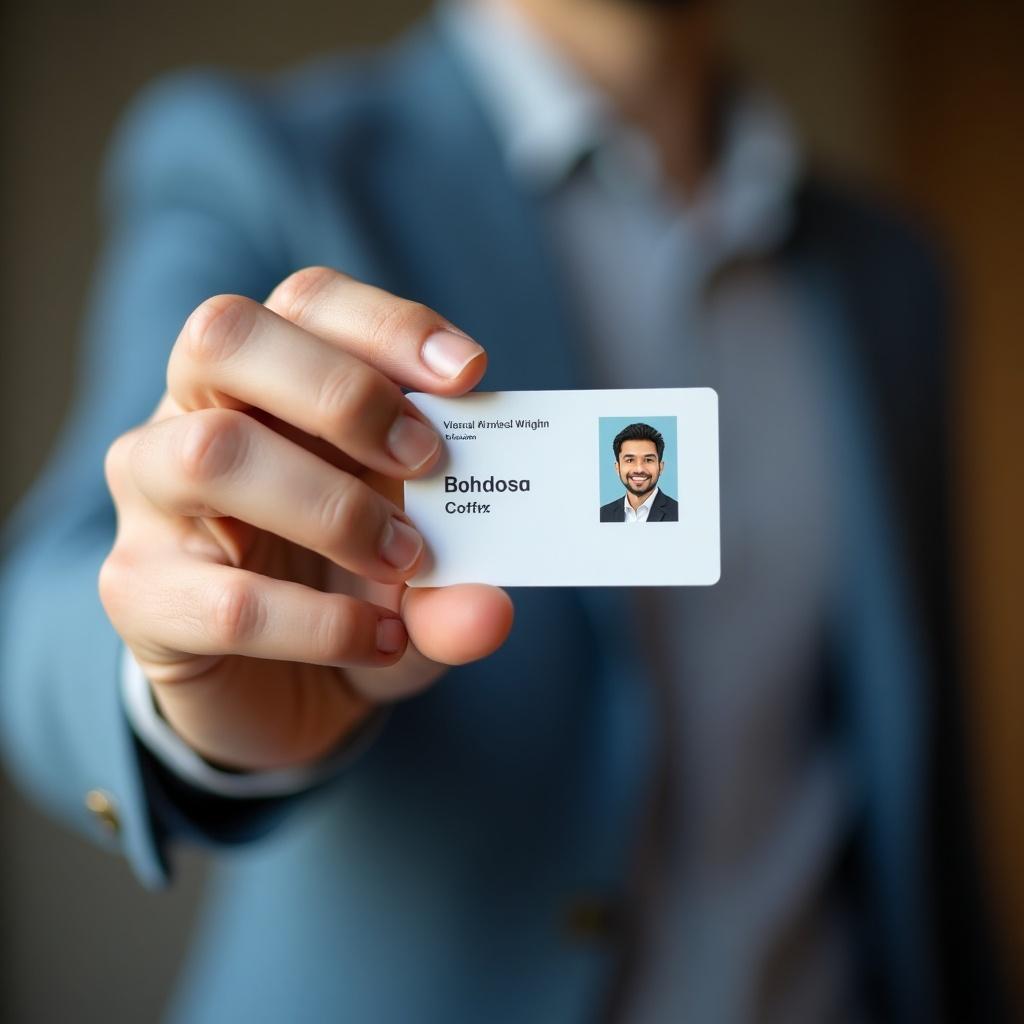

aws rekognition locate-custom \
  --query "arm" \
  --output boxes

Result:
[0,71,511,886]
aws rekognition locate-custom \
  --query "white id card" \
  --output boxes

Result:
[404,388,720,587]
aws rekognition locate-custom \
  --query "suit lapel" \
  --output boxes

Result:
[350,19,587,393]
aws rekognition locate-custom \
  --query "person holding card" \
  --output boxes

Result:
[0,0,1008,1021]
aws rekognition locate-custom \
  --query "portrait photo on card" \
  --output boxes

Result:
[598,416,679,523]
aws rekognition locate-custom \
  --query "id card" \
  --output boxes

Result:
[404,388,720,587]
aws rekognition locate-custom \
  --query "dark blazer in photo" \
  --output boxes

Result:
[600,489,679,522]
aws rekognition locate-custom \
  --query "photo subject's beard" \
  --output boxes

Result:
[623,472,657,497]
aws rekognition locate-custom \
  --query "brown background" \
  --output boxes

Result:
[1,2,1021,1019]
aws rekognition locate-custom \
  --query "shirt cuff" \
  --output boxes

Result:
[120,646,386,799]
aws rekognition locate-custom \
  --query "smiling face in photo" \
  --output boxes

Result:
[616,439,663,498]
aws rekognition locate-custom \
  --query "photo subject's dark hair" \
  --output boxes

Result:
[613,422,665,461]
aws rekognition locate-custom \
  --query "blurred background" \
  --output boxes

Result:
[1,1,1021,1019]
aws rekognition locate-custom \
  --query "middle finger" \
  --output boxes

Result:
[167,294,441,477]
[131,408,425,583]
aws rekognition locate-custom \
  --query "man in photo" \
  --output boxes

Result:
[600,422,679,523]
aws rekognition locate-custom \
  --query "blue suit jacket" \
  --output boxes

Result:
[0,14,1005,1023]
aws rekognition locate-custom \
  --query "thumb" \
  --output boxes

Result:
[346,584,513,701]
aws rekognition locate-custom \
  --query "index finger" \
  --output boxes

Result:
[264,266,486,396]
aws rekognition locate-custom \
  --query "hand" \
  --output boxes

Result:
[99,267,514,771]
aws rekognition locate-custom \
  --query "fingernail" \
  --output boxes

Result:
[379,516,423,572]
[387,414,439,471]
[421,330,484,379]
[376,617,406,655]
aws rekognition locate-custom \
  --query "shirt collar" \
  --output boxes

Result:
[441,0,613,189]
[441,0,802,256]
[626,486,659,517]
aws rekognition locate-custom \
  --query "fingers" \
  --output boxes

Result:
[168,294,442,478]
[99,555,408,676]
[129,409,425,582]
[264,266,486,394]
[97,269,510,770]
[168,268,488,478]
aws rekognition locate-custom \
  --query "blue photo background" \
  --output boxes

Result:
[598,415,679,506]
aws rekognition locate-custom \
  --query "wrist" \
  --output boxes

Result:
[122,647,385,797]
